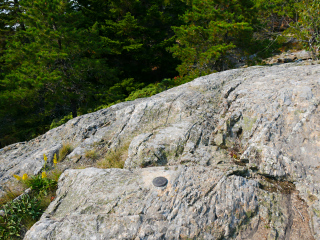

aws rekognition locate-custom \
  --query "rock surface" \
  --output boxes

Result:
[263,50,314,65]
[1,61,320,239]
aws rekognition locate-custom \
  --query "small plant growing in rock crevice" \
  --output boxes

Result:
[97,150,126,169]
[0,194,43,239]
[228,137,247,166]
[258,175,295,194]
[0,187,23,208]
[59,143,73,161]
[96,144,129,169]
[0,173,58,239]
[85,149,100,160]
[0,154,62,239]
[24,174,57,197]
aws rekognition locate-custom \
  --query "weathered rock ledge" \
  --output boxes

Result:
[1,61,320,239]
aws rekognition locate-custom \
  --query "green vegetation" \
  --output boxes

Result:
[0,154,62,239]
[125,78,177,101]
[24,175,57,196]
[285,0,320,59]
[0,174,59,239]
[0,177,58,239]
[0,195,43,239]
[0,0,317,147]
[169,0,256,81]
[50,113,73,130]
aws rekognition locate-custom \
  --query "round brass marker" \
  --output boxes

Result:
[152,176,168,187]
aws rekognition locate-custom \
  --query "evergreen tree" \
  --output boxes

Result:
[0,0,25,73]
[79,0,188,84]
[0,0,189,146]
[169,0,256,81]
[0,0,117,146]
[286,0,320,59]
[254,0,298,33]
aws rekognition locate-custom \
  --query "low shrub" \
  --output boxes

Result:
[0,195,43,239]
[24,174,57,197]
[125,78,176,101]
[49,113,73,129]
[0,173,59,239]
[0,154,63,239]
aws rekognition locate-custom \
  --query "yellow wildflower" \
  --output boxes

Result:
[42,171,47,179]
[53,153,58,165]
[43,154,48,162]
[13,174,22,181]
[22,173,28,181]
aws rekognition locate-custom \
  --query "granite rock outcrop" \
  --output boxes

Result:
[1,61,320,239]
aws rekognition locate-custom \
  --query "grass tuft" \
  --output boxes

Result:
[0,187,24,207]
[85,149,99,160]
[59,143,73,161]
[96,144,129,169]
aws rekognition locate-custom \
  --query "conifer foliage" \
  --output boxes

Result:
[169,0,256,81]
[286,0,320,59]
[0,0,187,147]
[0,0,119,145]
